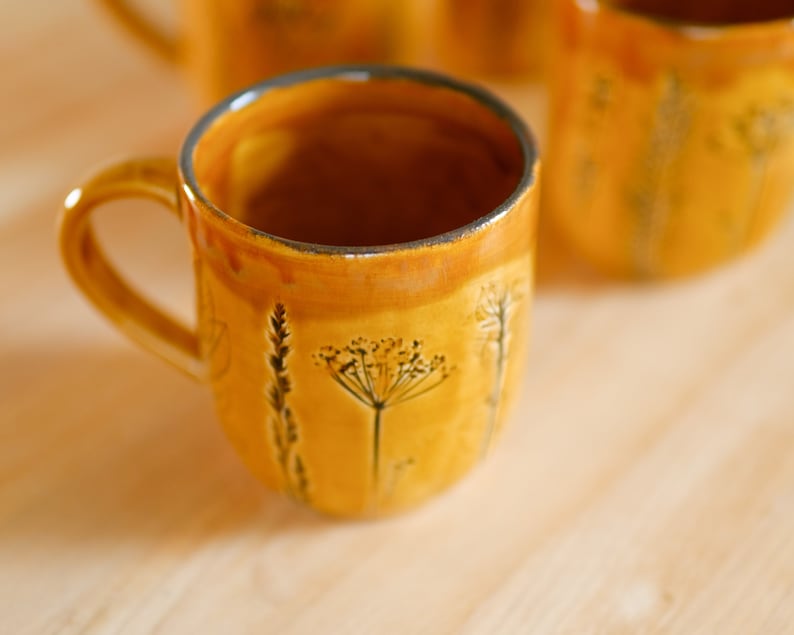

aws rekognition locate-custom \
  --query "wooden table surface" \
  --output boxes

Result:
[2,2,794,633]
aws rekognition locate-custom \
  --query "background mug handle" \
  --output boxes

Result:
[59,158,205,381]
[95,0,181,64]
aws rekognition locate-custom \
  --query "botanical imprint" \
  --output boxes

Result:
[315,337,451,506]
[574,72,615,214]
[476,280,525,457]
[266,303,310,502]
[729,100,794,244]
[626,73,692,276]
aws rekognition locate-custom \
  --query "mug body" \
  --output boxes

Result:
[181,0,394,101]
[432,0,551,79]
[546,0,794,278]
[179,67,539,516]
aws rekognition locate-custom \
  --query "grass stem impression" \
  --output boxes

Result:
[267,303,309,502]
[477,282,522,458]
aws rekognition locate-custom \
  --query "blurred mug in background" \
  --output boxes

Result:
[545,0,794,279]
[431,0,552,81]
[95,0,395,102]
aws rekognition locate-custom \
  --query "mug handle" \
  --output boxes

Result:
[59,158,205,381]
[95,0,181,64]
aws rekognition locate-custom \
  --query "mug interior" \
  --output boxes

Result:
[190,70,526,247]
[606,0,794,24]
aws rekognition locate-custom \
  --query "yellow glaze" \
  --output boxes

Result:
[96,0,394,102]
[545,0,794,278]
[59,69,539,517]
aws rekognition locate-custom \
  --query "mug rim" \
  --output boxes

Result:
[578,0,794,33]
[179,64,538,256]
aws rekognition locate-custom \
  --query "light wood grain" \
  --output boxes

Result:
[2,1,793,633]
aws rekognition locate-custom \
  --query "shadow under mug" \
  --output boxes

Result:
[546,0,794,278]
[59,66,540,518]
[95,0,395,102]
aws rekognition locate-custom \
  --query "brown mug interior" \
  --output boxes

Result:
[606,0,794,24]
[191,73,525,247]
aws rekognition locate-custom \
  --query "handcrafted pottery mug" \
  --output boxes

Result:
[431,0,551,79]
[59,66,540,517]
[546,0,794,278]
[95,0,394,102]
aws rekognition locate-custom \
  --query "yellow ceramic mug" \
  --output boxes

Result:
[431,0,552,80]
[95,0,394,102]
[546,0,794,278]
[59,66,540,517]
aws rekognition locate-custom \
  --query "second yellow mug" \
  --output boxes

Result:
[96,0,394,102]
[432,0,552,80]
[546,0,794,278]
[59,66,540,517]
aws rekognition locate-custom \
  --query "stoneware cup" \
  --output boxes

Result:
[95,0,394,102]
[59,66,540,518]
[431,0,552,80]
[546,0,794,278]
